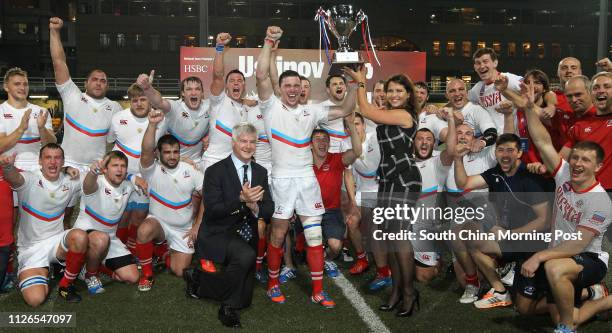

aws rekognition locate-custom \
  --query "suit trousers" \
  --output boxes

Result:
[196,236,256,309]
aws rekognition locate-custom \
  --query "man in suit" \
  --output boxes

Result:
[185,123,273,328]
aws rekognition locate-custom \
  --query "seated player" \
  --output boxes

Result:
[73,151,139,294]
[0,144,85,305]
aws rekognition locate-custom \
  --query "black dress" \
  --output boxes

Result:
[376,120,422,238]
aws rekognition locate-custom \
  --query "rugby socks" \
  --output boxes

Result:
[266,244,283,289]
[295,232,305,253]
[116,226,128,244]
[356,251,367,263]
[127,224,138,254]
[376,265,391,277]
[465,273,479,287]
[153,241,169,268]
[59,251,85,288]
[98,265,117,280]
[6,245,15,274]
[256,236,267,271]
[136,241,154,278]
[307,245,324,295]
[85,269,98,279]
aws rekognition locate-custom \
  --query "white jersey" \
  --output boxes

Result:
[56,79,121,167]
[259,95,329,178]
[446,145,496,193]
[552,160,612,266]
[247,105,272,171]
[352,132,380,193]
[0,102,52,167]
[468,72,522,133]
[418,113,447,142]
[317,99,351,153]
[74,176,134,234]
[15,170,80,248]
[460,102,496,137]
[416,154,451,209]
[166,99,210,163]
[203,92,252,163]
[141,161,203,228]
[107,108,168,175]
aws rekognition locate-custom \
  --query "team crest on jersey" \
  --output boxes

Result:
[590,212,606,225]
[120,119,128,125]
[3,113,13,119]
[161,167,167,174]
[257,114,263,119]
[38,180,43,188]
[104,188,111,195]
[314,202,323,209]
[302,109,311,117]
[183,170,191,178]
[61,185,70,192]
[368,145,374,153]
[562,182,571,193]
[104,105,112,112]
[81,96,88,103]
[182,111,189,119]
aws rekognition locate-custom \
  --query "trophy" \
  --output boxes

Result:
[316,5,379,75]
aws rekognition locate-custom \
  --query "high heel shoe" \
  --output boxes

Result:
[378,296,402,312]
[396,290,420,317]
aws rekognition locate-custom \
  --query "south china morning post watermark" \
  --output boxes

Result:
[0,312,76,327]
[369,203,584,242]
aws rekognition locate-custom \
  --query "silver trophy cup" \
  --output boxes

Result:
[319,4,366,74]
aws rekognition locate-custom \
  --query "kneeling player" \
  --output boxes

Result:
[73,151,139,294]
[135,111,203,291]
[1,144,85,305]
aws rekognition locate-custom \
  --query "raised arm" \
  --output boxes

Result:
[0,153,25,188]
[136,70,171,113]
[521,83,561,173]
[269,41,281,97]
[344,66,414,127]
[211,33,231,96]
[256,26,282,102]
[141,110,164,169]
[341,112,362,166]
[49,17,70,85]
[439,107,456,166]
[0,109,31,152]
[328,84,356,121]
[83,158,107,195]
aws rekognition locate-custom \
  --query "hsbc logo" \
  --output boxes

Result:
[183,64,209,73]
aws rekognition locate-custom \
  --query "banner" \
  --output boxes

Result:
[180,47,425,101]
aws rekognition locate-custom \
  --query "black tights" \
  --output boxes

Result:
[386,242,417,311]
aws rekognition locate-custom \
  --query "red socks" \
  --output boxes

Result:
[256,236,267,271]
[306,245,324,295]
[376,265,391,277]
[465,273,479,287]
[127,224,138,254]
[295,233,305,253]
[136,242,154,278]
[266,244,283,289]
[116,227,128,244]
[59,251,85,288]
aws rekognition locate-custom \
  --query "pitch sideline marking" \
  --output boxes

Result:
[331,272,391,333]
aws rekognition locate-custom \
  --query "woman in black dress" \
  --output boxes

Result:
[345,67,422,317]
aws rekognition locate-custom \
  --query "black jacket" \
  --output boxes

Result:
[195,155,273,263]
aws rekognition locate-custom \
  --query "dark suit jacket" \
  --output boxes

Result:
[195,155,273,263]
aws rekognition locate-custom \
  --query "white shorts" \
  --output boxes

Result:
[17,230,70,275]
[414,251,440,267]
[104,236,131,261]
[271,176,324,219]
[148,214,194,254]
[356,191,378,209]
